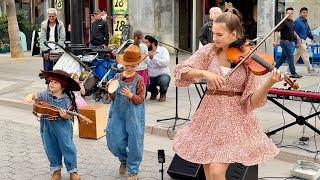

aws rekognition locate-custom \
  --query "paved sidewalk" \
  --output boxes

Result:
[0,119,173,180]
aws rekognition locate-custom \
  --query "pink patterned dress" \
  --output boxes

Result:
[173,44,279,166]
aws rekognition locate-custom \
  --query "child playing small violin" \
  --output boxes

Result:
[70,73,87,108]
[24,69,81,180]
[106,44,147,180]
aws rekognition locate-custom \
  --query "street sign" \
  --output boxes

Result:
[55,0,63,10]
[112,0,128,15]
[113,15,128,38]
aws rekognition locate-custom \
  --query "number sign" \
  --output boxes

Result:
[113,15,128,38]
[112,0,128,15]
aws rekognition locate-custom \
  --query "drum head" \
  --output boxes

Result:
[107,79,119,93]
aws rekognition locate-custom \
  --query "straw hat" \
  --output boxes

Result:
[40,70,81,91]
[116,44,148,66]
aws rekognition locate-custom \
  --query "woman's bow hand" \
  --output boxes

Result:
[202,71,226,90]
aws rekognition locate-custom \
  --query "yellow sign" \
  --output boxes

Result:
[113,15,128,38]
[112,0,128,15]
[55,0,63,10]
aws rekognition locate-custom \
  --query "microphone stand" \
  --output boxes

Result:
[156,41,192,130]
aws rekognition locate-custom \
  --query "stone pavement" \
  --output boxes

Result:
[1,52,320,179]
[0,118,172,180]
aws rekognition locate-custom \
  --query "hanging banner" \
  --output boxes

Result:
[113,15,128,38]
[112,0,128,15]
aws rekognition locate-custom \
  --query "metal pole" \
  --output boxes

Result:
[192,0,197,53]
[70,0,84,44]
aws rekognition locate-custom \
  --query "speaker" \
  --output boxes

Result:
[167,154,205,180]
[167,154,258,180]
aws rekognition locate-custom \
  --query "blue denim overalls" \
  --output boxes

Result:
[107,73,145,175]
[37,91,77,174]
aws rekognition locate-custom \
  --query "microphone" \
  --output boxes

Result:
[53,96,57,99]
[122,76,127,81]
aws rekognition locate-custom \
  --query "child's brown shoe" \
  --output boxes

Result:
[119,161,127,174]
[70,172,81,180]
[127,173,138,180]
[51,170,61,180]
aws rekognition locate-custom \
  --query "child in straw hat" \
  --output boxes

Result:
[24,69,81,180]
[106,44,147,180]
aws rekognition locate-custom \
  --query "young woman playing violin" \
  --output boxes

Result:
[173,12,282,180]
[24,69,81,180]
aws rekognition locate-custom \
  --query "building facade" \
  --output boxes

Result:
[1,0,319,53]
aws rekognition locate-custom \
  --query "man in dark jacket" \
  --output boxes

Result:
[199,7,222,46]
[90,10,109,48]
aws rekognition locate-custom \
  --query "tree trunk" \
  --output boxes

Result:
[5,0,24,58]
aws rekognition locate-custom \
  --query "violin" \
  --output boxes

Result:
[226,42,299,90]
[223,13,299,90]
[33,100,92,123]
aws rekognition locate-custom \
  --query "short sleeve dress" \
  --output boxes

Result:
[173,43,279,166]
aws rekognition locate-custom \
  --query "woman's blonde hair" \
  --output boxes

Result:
[213,11,244,54]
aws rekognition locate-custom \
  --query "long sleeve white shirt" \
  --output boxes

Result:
[146,46,170,77]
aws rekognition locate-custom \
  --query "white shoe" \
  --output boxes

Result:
[308,69,319,76]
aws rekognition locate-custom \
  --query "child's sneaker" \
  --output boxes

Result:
[119,161,127,174]
[127,173,138,180]
[308,69,319,76]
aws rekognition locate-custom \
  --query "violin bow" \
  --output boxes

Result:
[226,14,290,78]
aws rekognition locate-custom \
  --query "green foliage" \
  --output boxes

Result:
[0,9,39,49]
[0,10,38,34]
[0,15,8,33]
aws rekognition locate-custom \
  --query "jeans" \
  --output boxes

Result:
[40,118,77,174]
[275,40,297,75]
[147,74,171,95]
[43,58,54,71]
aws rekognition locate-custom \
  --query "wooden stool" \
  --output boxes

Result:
[78,104,108,139]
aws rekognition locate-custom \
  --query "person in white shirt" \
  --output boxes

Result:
[143,35,171,102]
[39,8,65,74]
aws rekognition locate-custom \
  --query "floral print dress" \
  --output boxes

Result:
[173,44,279,166]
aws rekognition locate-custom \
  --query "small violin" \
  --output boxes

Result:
[225,41,299,90]
[33,100,92,123]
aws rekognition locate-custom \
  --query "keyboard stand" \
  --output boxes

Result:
[266,97,320,136]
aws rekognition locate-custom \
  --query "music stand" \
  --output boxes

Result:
[156,41,192,130]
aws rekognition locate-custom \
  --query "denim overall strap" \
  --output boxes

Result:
[39,92,77,174]
[107,73,145,175]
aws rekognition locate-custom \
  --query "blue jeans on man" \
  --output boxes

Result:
[147,74,171,102]
[275,40,302,78]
